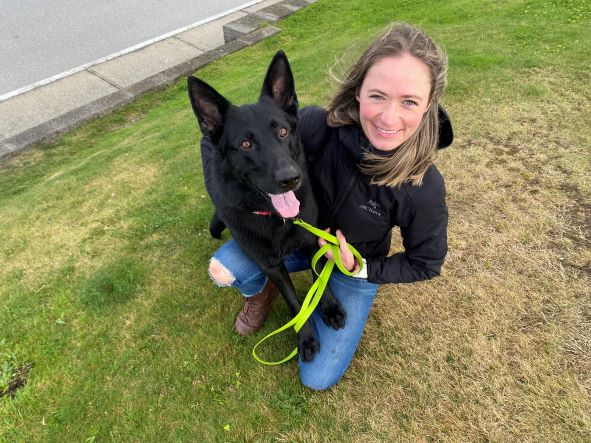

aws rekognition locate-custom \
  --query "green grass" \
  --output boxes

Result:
[1,0,590,441]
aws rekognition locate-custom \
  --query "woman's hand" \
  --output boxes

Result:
[318,228,359,273]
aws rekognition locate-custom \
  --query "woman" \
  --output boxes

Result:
[206,22,453,390]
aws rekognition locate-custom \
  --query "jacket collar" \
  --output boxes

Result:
[338,124,367,164]
[338,124,395,164]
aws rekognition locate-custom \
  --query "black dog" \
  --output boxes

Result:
[187,51,345,362]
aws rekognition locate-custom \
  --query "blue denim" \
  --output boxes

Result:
[211,239,379,390]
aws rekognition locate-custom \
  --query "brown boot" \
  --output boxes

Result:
[234,280,278,336]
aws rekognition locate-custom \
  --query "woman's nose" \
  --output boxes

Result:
[380,103,400,126]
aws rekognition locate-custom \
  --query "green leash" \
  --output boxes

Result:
[251,218,364,365]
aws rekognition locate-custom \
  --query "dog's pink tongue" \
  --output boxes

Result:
[269,191,300,218]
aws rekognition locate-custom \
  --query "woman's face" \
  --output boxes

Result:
[356,53,431,151]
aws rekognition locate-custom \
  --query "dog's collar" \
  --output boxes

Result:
[252,211,272,216]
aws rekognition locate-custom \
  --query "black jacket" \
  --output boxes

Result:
[200,105,453,285]
[297,106,453,284]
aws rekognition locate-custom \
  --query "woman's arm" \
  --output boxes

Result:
[366,199,448,284]
[200,135,222,206]
[297,106,330,161]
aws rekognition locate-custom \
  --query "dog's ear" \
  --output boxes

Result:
[260,50,298,115]
[187,76,230,142]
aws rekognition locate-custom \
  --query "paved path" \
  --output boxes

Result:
[1,0,267,98]
[0,0,315,160]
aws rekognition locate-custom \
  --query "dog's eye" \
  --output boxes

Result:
[240,139,253,150]
[279,128,288,138]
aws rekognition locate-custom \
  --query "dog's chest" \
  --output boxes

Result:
[227,214,312,259]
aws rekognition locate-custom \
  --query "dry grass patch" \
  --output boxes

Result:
[278,67,591,441]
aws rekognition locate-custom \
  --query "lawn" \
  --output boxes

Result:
[1,0,590,441]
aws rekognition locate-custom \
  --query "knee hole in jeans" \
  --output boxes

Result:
[208,258,235,286]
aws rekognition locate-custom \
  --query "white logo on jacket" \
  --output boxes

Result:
[358,199,383,217]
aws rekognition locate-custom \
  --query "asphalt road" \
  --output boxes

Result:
[0,0,262,99]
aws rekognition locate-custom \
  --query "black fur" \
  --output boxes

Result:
[188,51,346,362]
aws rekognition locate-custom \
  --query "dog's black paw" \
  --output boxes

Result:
[319,291,346,329]
[320,300,347,329]
[297,327,320,363]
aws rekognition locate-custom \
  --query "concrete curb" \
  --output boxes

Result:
[0,0,315,161]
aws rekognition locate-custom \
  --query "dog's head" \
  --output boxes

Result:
[188,51,305,218]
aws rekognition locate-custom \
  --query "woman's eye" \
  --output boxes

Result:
[369,94,385,101]
[279,128,288,138]
[240,139,253,150]
[403,99,418,106]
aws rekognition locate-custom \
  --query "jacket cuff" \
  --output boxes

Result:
[351,258,368,279]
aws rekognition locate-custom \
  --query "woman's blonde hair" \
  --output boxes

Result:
[326,22,448,187]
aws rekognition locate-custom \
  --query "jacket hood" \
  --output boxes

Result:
[437,104,453,149]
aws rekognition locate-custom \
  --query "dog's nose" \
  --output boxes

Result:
[279,175,300,190]
[276,166,301,191]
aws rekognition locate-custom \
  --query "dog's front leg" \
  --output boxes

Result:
[263,264,320,362]
[303,245,347,330]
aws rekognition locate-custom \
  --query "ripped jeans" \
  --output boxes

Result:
[210,239,379,391]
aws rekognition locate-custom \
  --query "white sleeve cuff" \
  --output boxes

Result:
[352,258,368,279]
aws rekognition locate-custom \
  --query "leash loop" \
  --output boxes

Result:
[252,218,363,365]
